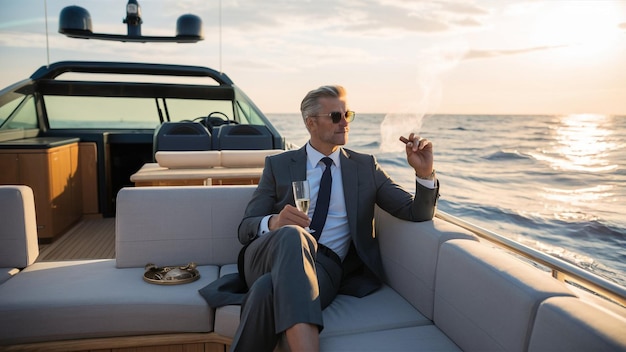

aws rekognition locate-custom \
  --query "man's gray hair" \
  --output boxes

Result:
[300,85,346,122]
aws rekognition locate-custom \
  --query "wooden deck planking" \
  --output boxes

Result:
[38,218,116,261]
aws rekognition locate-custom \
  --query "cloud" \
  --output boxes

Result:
[451,17,484,27]
[463,45,569,60]
[439,1,491,16]
[0,18,45,31]
[0,32,48,48]
[338,0,493,35]
[180,0,491,36]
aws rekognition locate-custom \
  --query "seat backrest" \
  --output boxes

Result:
[434,239,576,352]
[0,185,39,268]
[153,121,212,157]
[213,124,274,150]
[115,185,255,268]
[375,208,478,320]
[527,296,626,351]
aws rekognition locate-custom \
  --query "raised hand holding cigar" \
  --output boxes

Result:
[399,133,435,180]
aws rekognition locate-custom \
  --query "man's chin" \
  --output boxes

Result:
[335,138,347,146]
[334,133,348,145]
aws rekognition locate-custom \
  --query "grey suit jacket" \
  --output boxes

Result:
[238,145,439,294]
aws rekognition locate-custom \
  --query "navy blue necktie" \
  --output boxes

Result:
[310,157,333,239]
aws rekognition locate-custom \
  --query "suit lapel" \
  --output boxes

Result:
[289,145,307,185]
[340,149,358,239]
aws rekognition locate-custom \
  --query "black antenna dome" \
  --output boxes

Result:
[59,6,93,35]
[176,14,203,40]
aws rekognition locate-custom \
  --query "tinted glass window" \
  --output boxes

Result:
[44,96,235,129]
[0,95,37,130]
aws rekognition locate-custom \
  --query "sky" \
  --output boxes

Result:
[0,0,625,115]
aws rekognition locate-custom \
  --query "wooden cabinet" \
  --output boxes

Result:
[78,142,99,216]
[0,154,19,184]
[0,141,82,240]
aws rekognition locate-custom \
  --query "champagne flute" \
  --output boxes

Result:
[292,180,314,233]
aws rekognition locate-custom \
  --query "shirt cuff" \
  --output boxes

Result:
[258,215,273,236]
[416,176,436,189]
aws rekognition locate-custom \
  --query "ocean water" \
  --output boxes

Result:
[267,113,626,287]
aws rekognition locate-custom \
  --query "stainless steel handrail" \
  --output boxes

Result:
[436,210,626,307]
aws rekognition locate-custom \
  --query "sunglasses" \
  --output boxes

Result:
[310,111,356,123]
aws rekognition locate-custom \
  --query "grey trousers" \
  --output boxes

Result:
[230,225,343,352]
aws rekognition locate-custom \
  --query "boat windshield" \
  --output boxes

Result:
[44,96,236,129]
[0,94,38,130]
[1,62,279,145]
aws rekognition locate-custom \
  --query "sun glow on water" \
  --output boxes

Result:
[530,114,622,231]
[533,114,618,173]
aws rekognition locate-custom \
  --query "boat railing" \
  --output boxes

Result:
[435,210,626,308]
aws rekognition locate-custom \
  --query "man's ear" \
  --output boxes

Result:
[305,117,315,132]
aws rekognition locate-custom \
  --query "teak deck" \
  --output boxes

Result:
[38,218,116,261]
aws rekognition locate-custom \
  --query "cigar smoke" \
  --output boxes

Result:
[379,44,466,153]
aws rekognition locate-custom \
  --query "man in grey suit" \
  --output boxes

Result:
[232,85,439,351]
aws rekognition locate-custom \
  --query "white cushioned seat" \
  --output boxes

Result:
[0,268,20,285]
[154,149,283,169]
[215,304,242,339]
[321,285,432,338]
[116,186,253,268]
[0,260,219,345]
[528,296,626,351]
[0,186,39,269]
[214,264,242,338]
[213,265,432,339]
[155,150,221,169]
[320,325,461,351]
[376,208,479,320]
[220,149,283,168]
[434,240,576,352]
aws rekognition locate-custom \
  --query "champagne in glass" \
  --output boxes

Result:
[292,180,310,214]
[292,180,314,232]
[295,198,310,214]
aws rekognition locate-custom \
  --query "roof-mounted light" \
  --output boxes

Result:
[59,0,203,43]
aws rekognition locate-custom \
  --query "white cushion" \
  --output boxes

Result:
[220,149,282,168]
[214,264,241,337]
[215,304,241,338]
[155,150,221,169]
[528,296,626,351]
[214,262,432,340]
[0,186,39,268]
[320,325,461,351]
[0,260,218,344]
[116,186,254,268]
[0,268,19,285]
[321,285,431,338]
[215,286,432,340]
[376,208,478,320]
[434,240,576,352]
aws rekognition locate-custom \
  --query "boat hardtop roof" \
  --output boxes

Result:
[30,61,235,85]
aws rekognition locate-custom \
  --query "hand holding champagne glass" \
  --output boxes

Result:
[292,180,314,233]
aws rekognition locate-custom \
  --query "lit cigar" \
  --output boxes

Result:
[399,136,410,144]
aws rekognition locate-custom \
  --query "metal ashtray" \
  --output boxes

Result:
[143,262,200,285]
